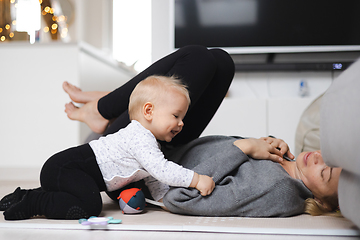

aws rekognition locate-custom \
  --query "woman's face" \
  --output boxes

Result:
[295,150,342,201]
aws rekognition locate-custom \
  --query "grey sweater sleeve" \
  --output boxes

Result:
[162,136,313,217]
[163,136,249,184]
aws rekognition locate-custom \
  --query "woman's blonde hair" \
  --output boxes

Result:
[128,75,190,120]
[304,197,342,217]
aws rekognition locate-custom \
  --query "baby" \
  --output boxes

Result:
[0,75,214,221]
[89,75,215,201]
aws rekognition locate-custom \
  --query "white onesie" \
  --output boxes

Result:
[89,120,194,201]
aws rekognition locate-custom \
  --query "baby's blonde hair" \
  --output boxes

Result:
[128,75,190,120]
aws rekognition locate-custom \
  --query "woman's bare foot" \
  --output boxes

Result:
[65,100,109,134]
[62,81,110,104]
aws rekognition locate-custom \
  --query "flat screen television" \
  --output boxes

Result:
[174,0,360,54]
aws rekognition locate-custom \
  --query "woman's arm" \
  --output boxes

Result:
[233,137,294,163]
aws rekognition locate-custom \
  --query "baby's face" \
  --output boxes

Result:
[149,89,189,142]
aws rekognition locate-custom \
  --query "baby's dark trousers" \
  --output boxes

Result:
[32,144,106,219]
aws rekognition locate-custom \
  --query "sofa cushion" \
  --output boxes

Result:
[294,93,323,157]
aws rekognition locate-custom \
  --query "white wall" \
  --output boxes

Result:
[202,71,335,153]
[0,43,79,169]
[151,0,175,62]
[65,0,113,53]
[0,42,134,169]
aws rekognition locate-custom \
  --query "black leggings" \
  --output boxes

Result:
[99,45,235,147]
[14,46,234,220]
[18,144,106,219]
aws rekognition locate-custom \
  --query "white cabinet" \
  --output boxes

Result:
[0,42,134,168]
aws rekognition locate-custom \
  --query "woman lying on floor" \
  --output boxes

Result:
[62,45,341,217]
[1,46,341,220]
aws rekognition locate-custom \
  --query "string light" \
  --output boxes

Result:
[60,27,68,38]
[58,15,65,22]
[0,0,70,42]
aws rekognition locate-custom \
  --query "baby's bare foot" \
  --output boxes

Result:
[63,81,109,104]
[65,100,109,134]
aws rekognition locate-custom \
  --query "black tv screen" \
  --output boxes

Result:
[175,0,360,53]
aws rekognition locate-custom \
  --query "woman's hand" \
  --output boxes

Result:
[233,137,295,163]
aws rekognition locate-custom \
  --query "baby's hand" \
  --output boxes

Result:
[195,174,215,196]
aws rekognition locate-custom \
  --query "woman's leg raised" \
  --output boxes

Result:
[63,81,110,104]
[65,99,109,134]
[169,48,235,146]
[102,45,227,136]
[63,46,234,138]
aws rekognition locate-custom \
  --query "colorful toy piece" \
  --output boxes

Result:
[79,216,122,225]
[117,188,146,214]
